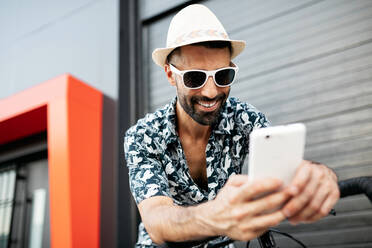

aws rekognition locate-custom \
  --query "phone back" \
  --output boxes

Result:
[248,123,306,186]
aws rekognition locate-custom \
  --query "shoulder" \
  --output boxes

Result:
[126,108,165,137]
[124,103,171,154]
[224,97,270,129]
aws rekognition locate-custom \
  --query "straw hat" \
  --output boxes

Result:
[152,4,246,67]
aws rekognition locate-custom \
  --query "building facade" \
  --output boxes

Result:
[0,0,372,247]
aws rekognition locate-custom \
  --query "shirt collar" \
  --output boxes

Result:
[164,97,178,146]
[213,98,234,135]
[163,97,234,146]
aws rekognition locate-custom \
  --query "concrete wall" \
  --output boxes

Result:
[0,1,120,247]
[0,0,119,99]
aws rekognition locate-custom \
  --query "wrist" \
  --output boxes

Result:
[193,200,222,237]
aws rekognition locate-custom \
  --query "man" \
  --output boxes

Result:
[124,4,340,247]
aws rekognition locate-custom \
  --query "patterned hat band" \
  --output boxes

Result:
[168,29,230,47]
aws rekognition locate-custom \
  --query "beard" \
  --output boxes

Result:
[177,87,229,126]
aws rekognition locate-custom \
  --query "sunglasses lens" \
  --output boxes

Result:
[215,69,235,86]
[183,71,207,88]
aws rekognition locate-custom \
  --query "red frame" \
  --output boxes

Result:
[0,74,103,248]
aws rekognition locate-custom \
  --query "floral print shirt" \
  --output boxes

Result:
[124,97,269,247]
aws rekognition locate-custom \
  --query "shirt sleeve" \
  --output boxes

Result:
[239,101,270,132]
[124,127,171,204]
[235,101,270,157]
[252,110,270,128]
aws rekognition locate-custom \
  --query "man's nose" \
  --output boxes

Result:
[200,76,218,99]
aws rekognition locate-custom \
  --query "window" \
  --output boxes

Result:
[0,167,16,248]
[0,133,49,248]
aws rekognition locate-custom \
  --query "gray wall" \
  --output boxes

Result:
[141,0,372,247]
[0,0,119,99]
[0,1,120,247]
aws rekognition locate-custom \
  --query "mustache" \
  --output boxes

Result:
[190,93,226,104]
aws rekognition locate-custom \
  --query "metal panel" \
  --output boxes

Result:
[146,14,175,112]
[142,0,372,246]
[119,0,141,246]
[139,0,190,20]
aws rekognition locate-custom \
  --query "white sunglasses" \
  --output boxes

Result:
[169,63,239,89]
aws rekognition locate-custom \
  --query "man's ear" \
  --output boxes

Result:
[164,64,176,86]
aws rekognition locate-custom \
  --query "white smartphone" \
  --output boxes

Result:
[248,123,306,187]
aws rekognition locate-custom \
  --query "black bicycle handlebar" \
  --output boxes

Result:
[338,176,372,203]
[161,176,372,248]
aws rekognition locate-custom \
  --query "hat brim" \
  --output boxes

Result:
[152,39,246,67]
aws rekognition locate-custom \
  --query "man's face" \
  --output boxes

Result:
[170,45,231,126]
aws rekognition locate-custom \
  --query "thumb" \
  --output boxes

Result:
[226,174,249,187]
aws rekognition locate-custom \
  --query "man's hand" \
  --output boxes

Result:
[139,175,293,244]
[282,160,340,224]
[200,175,292,241]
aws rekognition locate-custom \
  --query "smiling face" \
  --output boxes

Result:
[165,45,231,126]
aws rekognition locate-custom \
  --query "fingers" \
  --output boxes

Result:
[286,161,312,195]
[283,161,340,224]
[233,210,286,241]
[248,190,292,217]
[282,163,323,220]
[227,177,283,204]
[230,227,268,242]
[224,175,251,204]
[321,187,340,216]
[239,178,283,201]
[249,210,286,230]
[303,181,330,218]
[288,181,329,222]
[305,183,340,223]
[214,177,287,241]
[226,174,249,187]
[225,161,339,231]
[231,188,292,222]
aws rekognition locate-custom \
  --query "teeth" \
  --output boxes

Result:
[198,101,217,108]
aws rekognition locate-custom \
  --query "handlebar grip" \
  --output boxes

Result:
[338,176,372,203]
